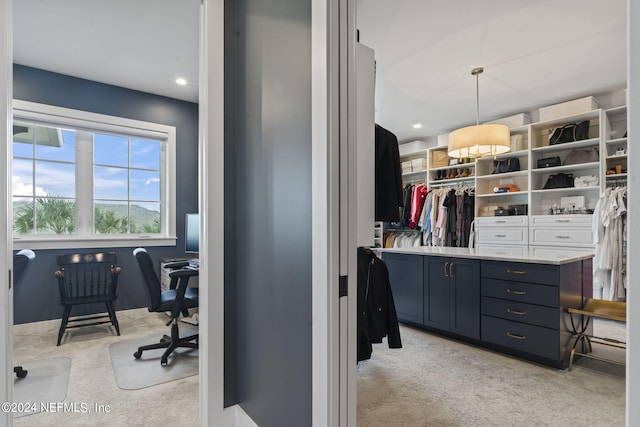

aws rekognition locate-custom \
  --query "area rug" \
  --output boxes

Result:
[108,330,198,390]
[13,357,72,418]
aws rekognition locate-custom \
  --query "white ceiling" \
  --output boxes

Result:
[13,1,627,143]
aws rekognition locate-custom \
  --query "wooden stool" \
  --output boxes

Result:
[567,299,626,371]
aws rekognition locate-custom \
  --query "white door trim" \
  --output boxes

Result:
[1,0,13,425]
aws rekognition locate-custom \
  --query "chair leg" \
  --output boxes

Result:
[133,320,198,366]
[14,366,28,379]
[57,306,72,346]
[105,301,120,336]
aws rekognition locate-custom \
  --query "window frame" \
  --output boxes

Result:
[12,100,177,250]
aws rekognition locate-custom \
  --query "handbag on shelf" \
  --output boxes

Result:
[537,156,561,168]
[548,120,590,145]
[543,172,575,189]
[563,148,599,165]
[574,175,599,187]
[492,157,520,174]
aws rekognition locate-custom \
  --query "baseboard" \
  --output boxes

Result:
[233,404,259,427]
[13,307,150,336]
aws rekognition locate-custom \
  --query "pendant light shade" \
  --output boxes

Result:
[448,67,511,159]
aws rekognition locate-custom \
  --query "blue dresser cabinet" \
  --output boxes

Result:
[383,253,424,324]
[382,249,591,369]
[480,259,589,368]
[424,257,480,339]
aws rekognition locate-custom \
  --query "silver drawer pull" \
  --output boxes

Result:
[507,289,527,295]
[507,332,527,340]
[494,234,506,238]
[554,219,570,223]
[494,220,506,223]
[555,235,571,239]
[507,308,526,316]
[506,269,526,275]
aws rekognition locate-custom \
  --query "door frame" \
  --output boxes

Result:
[1,0,13,424]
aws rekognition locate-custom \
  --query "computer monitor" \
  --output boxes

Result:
[185,213,199,254]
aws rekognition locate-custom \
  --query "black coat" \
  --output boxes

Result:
[375,125,403,222]
[357,247,402,362]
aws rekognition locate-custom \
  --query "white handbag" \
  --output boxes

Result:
[574,175,599,187]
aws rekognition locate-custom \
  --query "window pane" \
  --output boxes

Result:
[34,198,76,234]
[94,133,128,167]
[94,166,128,199]
[130,170,160,201]
[13,197,35,235]
[12,138,33,158]
[94,201,129,234]
[35,161,76,198]
[35,129,76,162]
[131,202,161,233]
[130,138,161,170]
[12,159,34,197]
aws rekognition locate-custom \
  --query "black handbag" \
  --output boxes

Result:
[492,157,520,174]
[549,120,590,145]
[537,156,561,168]
[543,173,575,189]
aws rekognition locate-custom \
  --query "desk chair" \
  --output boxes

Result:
[133,248,199,366]
[55,252,121,345]
[13,249,35,379]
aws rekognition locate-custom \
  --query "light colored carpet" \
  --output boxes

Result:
[12,313,199,427]
[109,330,199,390]
[357,320,626,427]
[13,357,72,418]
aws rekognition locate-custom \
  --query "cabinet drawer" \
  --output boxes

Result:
[476,228,528,245]
[481,296,559,329]
[481,315,559,361]
[481,278,558,307]
[529,215,592,227]
[475,245,526,258]
[477,216,528,227]
[529,246,594,260]
[481,260,558,286]
[530,228,593,246]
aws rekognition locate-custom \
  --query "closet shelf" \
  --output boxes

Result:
[531,162,600,173]
[475,149,528,161]
[429,176,475,185]
[430,163,475,172]
[402,170,429,178]
[476,191,528,198]
[531,186,600,194]
[531,138,600,153]
[605,137,627,146]
[606,154,627,160]
[476,170,527,180]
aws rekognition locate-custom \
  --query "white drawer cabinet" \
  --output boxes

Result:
[477,216,528,227]
[529,215,592,227]
[529,214,594,252]
[476,227,528,245]
[475,244,527,258]
[530,228,593,246]
[530,246,595,259]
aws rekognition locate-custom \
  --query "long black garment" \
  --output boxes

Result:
[375,124,404,222]
[357,247,402,362]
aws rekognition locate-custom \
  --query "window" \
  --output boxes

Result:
[12,100,177,249]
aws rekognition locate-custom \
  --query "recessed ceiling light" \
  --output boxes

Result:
[176,77,187,86]
[412,123,423,129]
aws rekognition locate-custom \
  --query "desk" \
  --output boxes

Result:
[160,258,199,291]
[568,299,626,370]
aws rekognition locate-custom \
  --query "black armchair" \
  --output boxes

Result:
[133,248,199,366]
[13,249,35,379]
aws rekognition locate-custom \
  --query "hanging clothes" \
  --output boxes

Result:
[357,247,402,362]
[375,125,404,222]
[593,186,627,301]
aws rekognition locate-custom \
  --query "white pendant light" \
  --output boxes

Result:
[448,67,511,159]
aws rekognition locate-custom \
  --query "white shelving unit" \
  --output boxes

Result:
[393,98,628,256]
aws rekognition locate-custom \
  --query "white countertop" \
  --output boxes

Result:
[378,246,594,265]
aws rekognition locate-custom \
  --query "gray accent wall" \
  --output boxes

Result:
[12,64,199,324]
[226,0,313,425]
